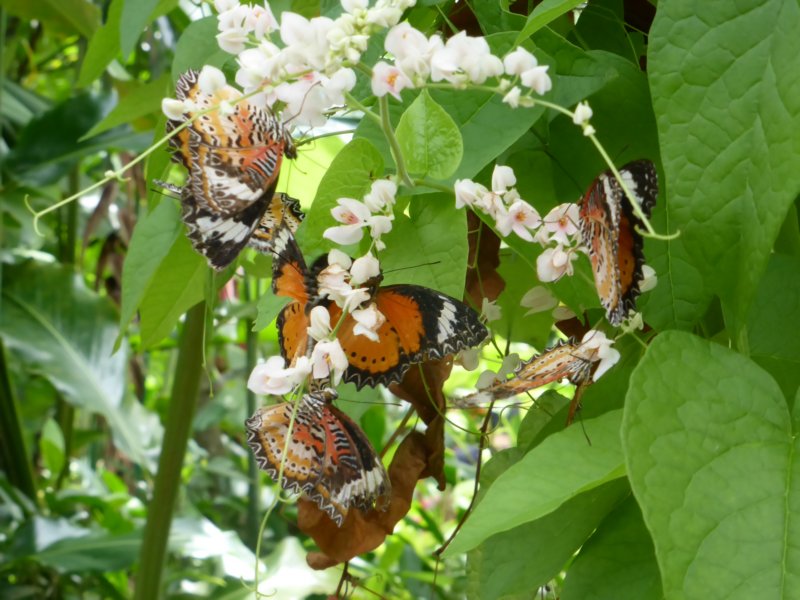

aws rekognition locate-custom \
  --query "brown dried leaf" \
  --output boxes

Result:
[300,431,429,568]
[465,211,505,308]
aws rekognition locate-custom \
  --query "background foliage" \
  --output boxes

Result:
[1,0,799,599]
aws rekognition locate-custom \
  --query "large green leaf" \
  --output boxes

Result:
[622,331,800,599]
[466,479,630,600]
[171,17,231,81]
[0,262,144,462]
[561,495,663,600]
[648,1,800,332]
[747,254,800,402]
[117,199,183,345]
[2,0,99,38]
[515,0,585,44]
[395,90,463,179]
[379,194,467,298]
[120,0,160,56]
[444,409,626,556]
[83,73,171,139]
[298,137,384,256]
[78,0,123,87]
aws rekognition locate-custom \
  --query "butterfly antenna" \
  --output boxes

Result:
[379,260,441,276]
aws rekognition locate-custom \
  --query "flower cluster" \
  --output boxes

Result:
[214,0,413,126]
[574,330,619,381]
[248,179,398,393]
[372,24,552,104]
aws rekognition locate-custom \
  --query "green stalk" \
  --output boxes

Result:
[134,302,206,600]
[243,278,260,549]
[0,339,37,506]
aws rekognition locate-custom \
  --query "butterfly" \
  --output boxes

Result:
[271,226,489,389]
[245,388,390,526]
[458,340,596,406]
[579,160,657,325]
[165,69,302,269]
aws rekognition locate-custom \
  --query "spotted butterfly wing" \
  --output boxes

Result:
[165,69,300,269]
[245,389,390,526]
[579,160,657,325]
[459,340,595,406]
[272,227,488,388]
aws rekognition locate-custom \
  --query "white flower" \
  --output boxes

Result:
[372,61,413,100]
[640,264,657,293]
[198,65,227,94]
[342,0,368,13]
[454,179,487,209]
[491,164,516,192]
[366,6,403,28]
[495,200,541,241]
[578,330,620,381]
[307,306,333,341]
[311,339,349,384]
[573,101,593,125]
[431,31,502,86]
[280,13,334,71]
[476,353,520,389]
[161,98,186,120]
[247,356,312,396]
[318,262,352,299]
[215,0,239,12]
[384,23,440,83]
[350,253,380,284]
[541,203,580,246]
[367,214,393,238]
[520,286,558,315]
[351,303,387,342]
[364,179,397,212]
[551,305,576,321]
[503,47,537,76]
[328,249,352,270]
[481,298,502,323]
[247,4,278,39]
[458,348,481,371]
[338,287,371,312]
[502,86,522,108]
[273,75,330,128]
[235,41,283,90]
[323,198,371,245]
[520,65,552,95]
[536,246,577,282]
[476,191,506,219]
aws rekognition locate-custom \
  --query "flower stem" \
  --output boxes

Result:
[379,95,414,188]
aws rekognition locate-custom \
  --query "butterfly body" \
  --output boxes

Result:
[165,70,302,269]
[246,388,389,526]
[272,227,488,388]
[579,160,657,325]
[460,340,595,405]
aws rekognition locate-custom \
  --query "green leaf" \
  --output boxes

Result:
[0,262,143,463]
[254,294,291,332]
[39,419,65,478]
[83,73,171,139]
[395,90,463,179]
[561,496,663,600]
[471,1,526,34]
[648,1,800,332]
[515,0,585,44]
[622,331,797,599]
[171,17,231,81]
[78,0,123,87]
[138,235,206,349]
[466,479,630,600]
[444,409,625,556]
[120,0,160,56]
[379,194,467,298]
[118,200,183,346]
[3,92,115,186]
[35,530,142,572]
[2,0,99,38]
[747,254,800,401]
[299,137,384,256]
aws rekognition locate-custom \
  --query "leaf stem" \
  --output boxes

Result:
[378,95,414,188]
[134,302,206,600]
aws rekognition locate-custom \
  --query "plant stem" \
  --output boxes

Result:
[243,278,260,549]
[378,95,414,188]
[134,302,206,600]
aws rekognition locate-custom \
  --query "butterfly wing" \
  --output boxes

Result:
[460,341,594,405]
[580,160,657,325]
[245,391,390,527]
[248,193,305,254]
[166,70,296,269]
[332,285,488,389]
[273,226,315,363]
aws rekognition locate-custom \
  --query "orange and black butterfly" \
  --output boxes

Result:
[271,226,488,389]
[579,160,657,325]
[246,388,389,526]
[459,340,595,406]
[165,69,303,269]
